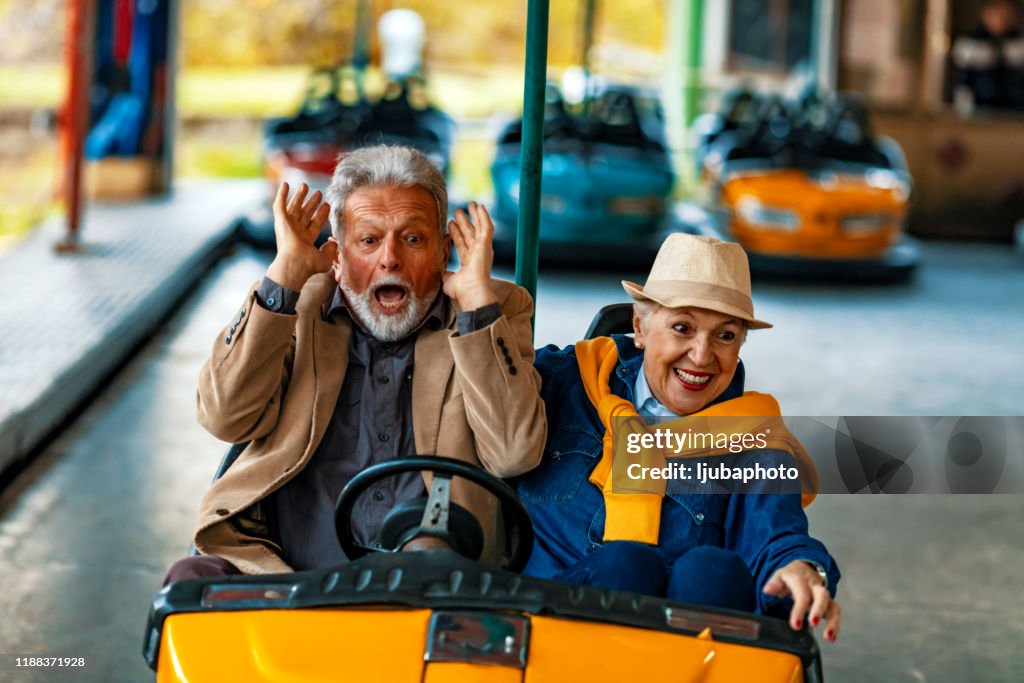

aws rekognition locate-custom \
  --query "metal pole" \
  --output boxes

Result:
[579,0,596,114]
[57,0,96,252]
[812,0,839,94]
[681,0,704,129]
[515,0,550,328]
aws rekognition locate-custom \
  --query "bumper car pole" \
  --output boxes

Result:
[515,0,550,337]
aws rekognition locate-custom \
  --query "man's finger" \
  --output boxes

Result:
[309,203,331,237]
[301,190,324,224]
[273,182,290,218]
[448,219,468,257]
[318,237,339,266]
[475,203,494,236]
[454,208,476,245]
[287,183,309,214]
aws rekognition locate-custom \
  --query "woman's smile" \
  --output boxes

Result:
[673,367,714,390]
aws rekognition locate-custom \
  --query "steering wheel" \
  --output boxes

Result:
[334,456,535,573]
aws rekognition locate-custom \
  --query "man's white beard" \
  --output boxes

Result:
[340,274,439,342]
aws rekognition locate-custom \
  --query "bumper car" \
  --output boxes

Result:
[685,90,919,281]
[145,307,826,683]
[490,84,675,265]
[144,453,823,683]
[245,66,455,246]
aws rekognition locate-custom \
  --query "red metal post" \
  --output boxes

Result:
[58,0,96,251]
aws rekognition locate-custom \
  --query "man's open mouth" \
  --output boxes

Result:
[373,284,409,312]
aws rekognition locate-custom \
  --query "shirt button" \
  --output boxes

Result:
[224,335,232,344]
[378,433,389,442]
[267,297,276,306]
[378,376,390,384]
[695,512,705,522]
[372,491,385,502]
[509,366,518,375]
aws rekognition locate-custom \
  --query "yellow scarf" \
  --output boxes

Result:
[575,337,818,545]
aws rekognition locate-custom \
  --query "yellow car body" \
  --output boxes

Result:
[722,169,907,261]
[145,551,821,683]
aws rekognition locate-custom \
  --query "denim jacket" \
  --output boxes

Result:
[516,335,840,612]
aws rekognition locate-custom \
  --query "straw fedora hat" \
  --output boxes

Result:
[622,233,772,329]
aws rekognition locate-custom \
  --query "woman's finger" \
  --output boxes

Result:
[787,575,812,630]
[807,584,830,629]
[823,600,842,642]
[762,572,789,598]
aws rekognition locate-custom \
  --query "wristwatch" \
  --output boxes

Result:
[803,561,828,591]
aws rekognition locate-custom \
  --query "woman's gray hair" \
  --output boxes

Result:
[325,145,448,242]
[632,301,750,343]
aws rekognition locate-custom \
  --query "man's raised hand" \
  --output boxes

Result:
[266,182,338,291]
[442,202,499,311]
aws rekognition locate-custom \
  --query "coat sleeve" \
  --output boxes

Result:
[723,450,841,614]
[196,281,297,443]
[447,282,547,477]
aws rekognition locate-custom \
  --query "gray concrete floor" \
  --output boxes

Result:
[0,240,1021,681]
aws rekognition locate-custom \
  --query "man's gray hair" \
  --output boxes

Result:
[325,145,448,242]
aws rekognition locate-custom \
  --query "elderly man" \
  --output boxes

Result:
[166,145,545,580]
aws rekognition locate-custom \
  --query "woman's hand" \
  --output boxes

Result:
[763,560,841,642]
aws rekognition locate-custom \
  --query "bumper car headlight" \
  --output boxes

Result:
[841,213,895,234]
[736,197,800,231]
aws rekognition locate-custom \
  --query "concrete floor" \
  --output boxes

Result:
[0,241,1021,682]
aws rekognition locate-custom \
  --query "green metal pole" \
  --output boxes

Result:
[515,0,550,329]
[681,0,705,128]
[579,0,596,114]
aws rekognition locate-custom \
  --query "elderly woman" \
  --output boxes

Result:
[517,234,841,642]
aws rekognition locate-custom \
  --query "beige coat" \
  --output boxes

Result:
[193,273,545,574]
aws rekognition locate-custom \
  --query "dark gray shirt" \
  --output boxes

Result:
[254,277,500,570]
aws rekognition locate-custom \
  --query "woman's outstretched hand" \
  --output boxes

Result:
[763,560,841,643]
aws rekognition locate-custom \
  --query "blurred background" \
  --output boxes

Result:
[3,0,1023,252]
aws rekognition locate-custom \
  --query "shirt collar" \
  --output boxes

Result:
[630,355,748,417]
[327,286,447,338]
[633,369,679,418]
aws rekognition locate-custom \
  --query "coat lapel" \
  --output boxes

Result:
[412,325,454,455]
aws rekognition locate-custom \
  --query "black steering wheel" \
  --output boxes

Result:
[334,456,535,573]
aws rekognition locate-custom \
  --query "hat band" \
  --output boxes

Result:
[642,279,753,316]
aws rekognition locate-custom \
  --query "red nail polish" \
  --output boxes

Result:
[794,619,802,629]
[812,616,819,626]
[826,630,834,640]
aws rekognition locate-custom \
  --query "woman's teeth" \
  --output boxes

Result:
[674,368,711,385]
